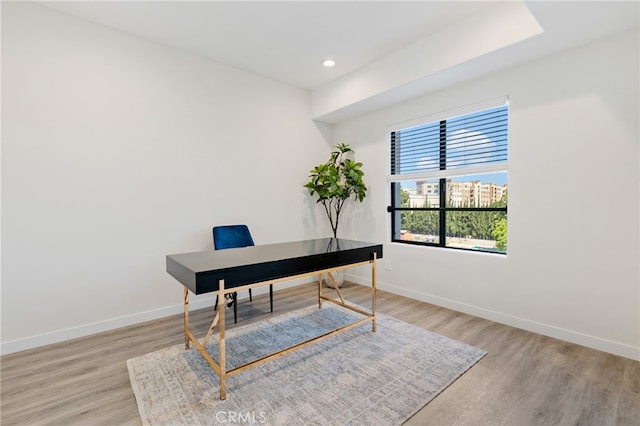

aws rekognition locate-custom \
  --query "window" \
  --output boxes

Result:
[388,101,508,254]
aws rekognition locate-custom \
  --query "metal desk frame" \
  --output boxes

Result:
[182,255,377,400]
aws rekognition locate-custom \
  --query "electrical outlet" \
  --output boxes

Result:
[384,260,392,271]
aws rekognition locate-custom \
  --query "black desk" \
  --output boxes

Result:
[167,238,383,294]
[166,238,383,400]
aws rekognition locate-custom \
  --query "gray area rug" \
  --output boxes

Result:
[127,304,486,425]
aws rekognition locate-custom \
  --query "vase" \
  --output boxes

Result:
[323,269,344,288]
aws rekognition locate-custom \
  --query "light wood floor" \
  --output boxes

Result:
[2,282,638,425]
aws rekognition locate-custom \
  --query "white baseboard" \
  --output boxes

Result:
[346,273,640,361]
[5,275,638,361]
[0,280,304,356]
[0,295,208,356]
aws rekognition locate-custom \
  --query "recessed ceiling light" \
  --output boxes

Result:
[322,59,336,67]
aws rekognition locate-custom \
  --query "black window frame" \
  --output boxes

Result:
[388,103,509,254]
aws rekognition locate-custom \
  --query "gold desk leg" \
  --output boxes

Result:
[218,279,227,400]
[328,271,345,304]
[317,274,323,309]
[372,253,377,332]
[184,287,190,350]
[202,310,220,347]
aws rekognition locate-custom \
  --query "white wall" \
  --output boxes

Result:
[338,29,639,360]
[1,2,332,353]
[3,3,638,361]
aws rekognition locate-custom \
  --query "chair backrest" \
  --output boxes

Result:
[213,225,255,250]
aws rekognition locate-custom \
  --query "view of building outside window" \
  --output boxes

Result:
[397,172,507,252]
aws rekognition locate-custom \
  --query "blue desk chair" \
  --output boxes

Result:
[213,225,274,323]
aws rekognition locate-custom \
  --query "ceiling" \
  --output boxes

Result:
[37,1,639,121]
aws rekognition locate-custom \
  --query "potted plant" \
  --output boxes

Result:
[304,143,367,287]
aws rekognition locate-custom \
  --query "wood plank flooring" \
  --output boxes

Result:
[2,282,638,425]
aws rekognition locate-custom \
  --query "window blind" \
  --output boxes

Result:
[390,104,508,180]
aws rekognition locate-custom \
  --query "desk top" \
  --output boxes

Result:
[166,238,383,295]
